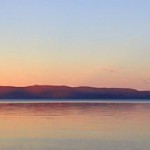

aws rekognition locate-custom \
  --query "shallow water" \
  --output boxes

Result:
[0,101,150,150]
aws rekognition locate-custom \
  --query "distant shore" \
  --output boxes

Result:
[0,85,150,99]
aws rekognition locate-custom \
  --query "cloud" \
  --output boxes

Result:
[100,66,120,74]
[141,79,150,85]
[28,75,39,79]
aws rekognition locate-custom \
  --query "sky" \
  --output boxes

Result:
[0,0,150,90]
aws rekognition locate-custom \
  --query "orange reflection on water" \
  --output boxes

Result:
[0,102,150,140]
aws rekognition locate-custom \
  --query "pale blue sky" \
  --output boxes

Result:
[0,0,150,89]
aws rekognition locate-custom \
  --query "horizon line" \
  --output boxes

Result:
[0,84,149,92]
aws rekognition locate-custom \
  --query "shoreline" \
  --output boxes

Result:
[0,99,150,104]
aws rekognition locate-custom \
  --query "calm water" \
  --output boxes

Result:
[0,100,150,150]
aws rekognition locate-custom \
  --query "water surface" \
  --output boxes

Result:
[0,101,150,150]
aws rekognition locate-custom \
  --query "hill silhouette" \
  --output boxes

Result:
[0,85,149,100]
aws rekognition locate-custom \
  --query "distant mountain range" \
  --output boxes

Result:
[0,85,150,100]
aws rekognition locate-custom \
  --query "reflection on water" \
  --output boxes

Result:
[0,101,150,150]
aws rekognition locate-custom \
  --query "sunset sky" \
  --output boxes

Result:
[0,0,150,90]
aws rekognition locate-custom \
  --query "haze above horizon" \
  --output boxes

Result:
[0,0,150,90]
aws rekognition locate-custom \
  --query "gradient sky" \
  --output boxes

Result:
[0,0,150,90]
